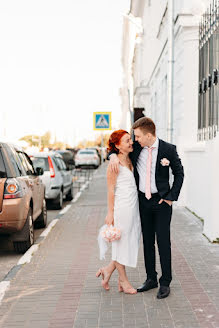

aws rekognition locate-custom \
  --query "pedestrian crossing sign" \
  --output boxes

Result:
[93,112,112,130]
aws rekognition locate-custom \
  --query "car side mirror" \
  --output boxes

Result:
[36,167,44,176]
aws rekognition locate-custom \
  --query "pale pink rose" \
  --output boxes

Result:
[160,158,170,166]
[101,226,121,242]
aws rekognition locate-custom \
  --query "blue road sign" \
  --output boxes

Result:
[93,112,112,130]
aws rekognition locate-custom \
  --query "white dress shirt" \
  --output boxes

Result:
[137,137,159,194]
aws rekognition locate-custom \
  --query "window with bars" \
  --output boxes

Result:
[198,0,219,141]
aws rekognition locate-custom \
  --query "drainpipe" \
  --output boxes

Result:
[128,88,134,126]
[167,0,174,143]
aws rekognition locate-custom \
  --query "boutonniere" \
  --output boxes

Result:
[160,158,170,166]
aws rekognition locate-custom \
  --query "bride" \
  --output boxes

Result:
[96,129,141,294]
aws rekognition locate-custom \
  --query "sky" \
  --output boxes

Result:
[0,0,130,146]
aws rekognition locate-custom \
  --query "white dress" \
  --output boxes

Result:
[112,165,141,268]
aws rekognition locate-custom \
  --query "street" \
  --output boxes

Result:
[0,0,218,327]
[0,163,219,328]
[0,168,95,283]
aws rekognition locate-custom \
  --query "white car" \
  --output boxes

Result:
[30,152,74,209]
[75,149,100,169]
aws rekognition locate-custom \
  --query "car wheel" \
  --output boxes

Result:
[66,183,73,201]
[34,198,47,228]
[54,189,63,209]
[13,208,34,254]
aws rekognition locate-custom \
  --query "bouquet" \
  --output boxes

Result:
[97,224,121,260]
[101,225,121,242]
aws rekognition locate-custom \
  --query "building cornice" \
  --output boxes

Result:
[130,0,146,18]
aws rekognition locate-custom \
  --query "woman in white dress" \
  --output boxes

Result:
[96,130,141,294]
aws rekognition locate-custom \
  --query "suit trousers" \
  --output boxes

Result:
[138,191,172,287]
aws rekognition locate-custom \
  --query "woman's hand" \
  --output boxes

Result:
[105,213,114,226]
[109,154,120,174]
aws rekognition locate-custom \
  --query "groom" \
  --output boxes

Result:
[109,117,184,299]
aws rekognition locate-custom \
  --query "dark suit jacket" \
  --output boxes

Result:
[109,139,184,201]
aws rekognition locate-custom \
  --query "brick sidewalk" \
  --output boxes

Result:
[0,163,219,328]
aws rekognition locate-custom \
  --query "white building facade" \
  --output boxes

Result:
[121,0,219,242]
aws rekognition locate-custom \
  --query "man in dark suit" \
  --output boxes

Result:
[108,117,184,299]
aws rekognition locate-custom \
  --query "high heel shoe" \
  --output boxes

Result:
[118,280,137,294]
[96,268,110,290]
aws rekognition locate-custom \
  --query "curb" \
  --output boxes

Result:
[0,176,94,305]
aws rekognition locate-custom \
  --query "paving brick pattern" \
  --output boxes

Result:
[0,163,218,328]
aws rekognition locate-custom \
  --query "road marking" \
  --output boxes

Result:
[72,191,81,203]
[93,170,98,176]
[17,244,39,265]
[59,204,71,215]
[0,281,10,304]
[40,218,59,238]
[0,169,98,305]
[80,183,88,192]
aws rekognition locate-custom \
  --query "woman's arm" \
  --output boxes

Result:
[105,166,118,226]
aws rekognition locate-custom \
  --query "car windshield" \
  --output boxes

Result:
[31,157,49,171]
[79,151,95,155]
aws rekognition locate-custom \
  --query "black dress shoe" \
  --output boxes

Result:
[137,279,158,293]
[157,286,170,299]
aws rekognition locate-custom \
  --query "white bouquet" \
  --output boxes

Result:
[97,225,121,260]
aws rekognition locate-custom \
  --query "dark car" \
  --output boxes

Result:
[0,142,47,253]
[55,150,75,171]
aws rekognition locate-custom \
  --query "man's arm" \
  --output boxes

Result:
[107,152,120,173]
[107,150,116,161]
[164,145,184,201]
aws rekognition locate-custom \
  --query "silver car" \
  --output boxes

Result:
[30,152,74,209]
[75,149,100,169]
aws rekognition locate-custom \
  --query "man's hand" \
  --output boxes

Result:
[158,199,173,206]
[105,213,114,226]
[109,154,120,174]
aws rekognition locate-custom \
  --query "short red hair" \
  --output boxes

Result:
[107,130,129,154]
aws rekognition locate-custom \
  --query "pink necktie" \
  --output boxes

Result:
[145,147,155,200]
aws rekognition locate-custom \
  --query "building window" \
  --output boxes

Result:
[198,2,219,141]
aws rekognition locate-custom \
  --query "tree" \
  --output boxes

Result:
[77,133,110,148]
[19,131,67,149]
[41,131,51,148]
[52,141,68,150]
[95,134,110,147]
[19,135,40,147]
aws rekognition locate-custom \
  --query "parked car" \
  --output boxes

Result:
[55,150,75,170]
[75,149,100,169]
[30,152,73,209]
[86,147,102,163]
[0,142,46,253]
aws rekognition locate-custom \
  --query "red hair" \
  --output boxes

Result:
[107,130,129,154]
